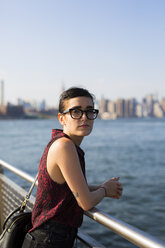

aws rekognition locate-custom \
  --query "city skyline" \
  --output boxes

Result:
[0,79,164,109]
[1,1,165,106]
[0,78,165,109]
[1,83,164,119]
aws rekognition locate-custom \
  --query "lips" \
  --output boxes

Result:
[79,124,89,128]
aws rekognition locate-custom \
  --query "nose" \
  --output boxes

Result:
[81,111,88,120]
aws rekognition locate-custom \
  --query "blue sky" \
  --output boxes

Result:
[0,0,165,107]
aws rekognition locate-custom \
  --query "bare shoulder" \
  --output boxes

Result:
[49,137,76,156]
[47,137,76,183]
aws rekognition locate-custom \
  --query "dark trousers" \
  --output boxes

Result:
[22,221,77,248]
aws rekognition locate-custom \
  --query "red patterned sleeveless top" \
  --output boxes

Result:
[31,129,85,231]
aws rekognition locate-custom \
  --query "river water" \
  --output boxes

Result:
[0,118,165,247]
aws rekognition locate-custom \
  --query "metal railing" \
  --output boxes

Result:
[0,160,104,248]
[0,159,165,248]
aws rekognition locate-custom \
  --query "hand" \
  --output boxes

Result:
[102,177,123,199]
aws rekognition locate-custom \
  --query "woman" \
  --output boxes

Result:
[22,87,123,248]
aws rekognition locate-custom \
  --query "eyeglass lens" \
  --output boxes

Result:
[70,109,98,119]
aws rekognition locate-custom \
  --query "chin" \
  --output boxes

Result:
[78,128,92,137]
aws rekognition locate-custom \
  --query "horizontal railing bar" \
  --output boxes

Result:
[0,159,38,186]
[77,230,106,248]
[1,159,165,248]
[85,208,165,248]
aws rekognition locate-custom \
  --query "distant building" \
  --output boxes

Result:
[99,97,108,116]
[40,108,58,117]
[39,100,46,111]
[129,98,137,117]
[136,104,143,117]
[153,103,164,118]
[124,99,129,118]
[116,98,137,118]
[17,98,33,111]
[17,98,47,112]
[0,80,4,106]
[6,103,25,118]
[160,98,165,112]
[107,100,116,114]
[99,100,116,119]
[116,99,125,118]
[145,94,155,117]
[0,105,7,116]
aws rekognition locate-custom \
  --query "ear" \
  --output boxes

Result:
[58,113,66,126]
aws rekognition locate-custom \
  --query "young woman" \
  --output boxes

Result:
[22,87,123,248]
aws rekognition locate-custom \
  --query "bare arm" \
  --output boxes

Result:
[88,185,100,192]
[47,138,122,211]
[89,179,123,199]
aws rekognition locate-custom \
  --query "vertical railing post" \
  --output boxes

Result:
[0,162,4,232]
[0,163,3,174]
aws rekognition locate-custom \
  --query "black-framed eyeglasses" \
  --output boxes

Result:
[62,108,99,120]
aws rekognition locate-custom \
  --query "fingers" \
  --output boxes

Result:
[111,177,120,181]
[104,177,123,199]
[111,191,122,199]
[113,181,123,199]
[117,183,123,195]
[117,182,123,191]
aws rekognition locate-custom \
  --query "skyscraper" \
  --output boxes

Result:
[99,97,108,115]
[124,99,130,118]
[116,99,125,118]
[0,80,4,106]
[129,98,137,117]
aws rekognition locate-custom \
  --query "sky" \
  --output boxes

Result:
[0,0,165,107]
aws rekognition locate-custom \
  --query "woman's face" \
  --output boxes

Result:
[59,96,95,139]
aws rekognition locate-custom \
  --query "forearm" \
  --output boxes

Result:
[88,185,100,192]
[90,187,106,207]
[78,187,106,211]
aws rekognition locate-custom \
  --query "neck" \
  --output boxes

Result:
[72,135,84,146]
[63,131,84,146]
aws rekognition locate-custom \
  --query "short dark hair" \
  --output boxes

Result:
[59,87,95,113]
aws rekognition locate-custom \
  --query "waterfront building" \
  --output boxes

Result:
[39,100,46,111]
[17,98,47,112]
[107,100,116,114]
[0,80,4,106]
[6,103,25,118]
[99,100,117,120]
[141,98,148,117]
[18,98,34,111]
[101,111,117,120]
[124,99,129,118]
[160,98,165,112]
[136,104,143,117]
[129,98,137,117]
[99,97,108,116]
[0,106,6,116]
[145,94,155,117]
[116,98,125,118]
[153,103,164,118]
[116,98,137,118]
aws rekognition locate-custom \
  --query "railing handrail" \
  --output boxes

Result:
[0,159,165,248]
[0,159,38,185]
